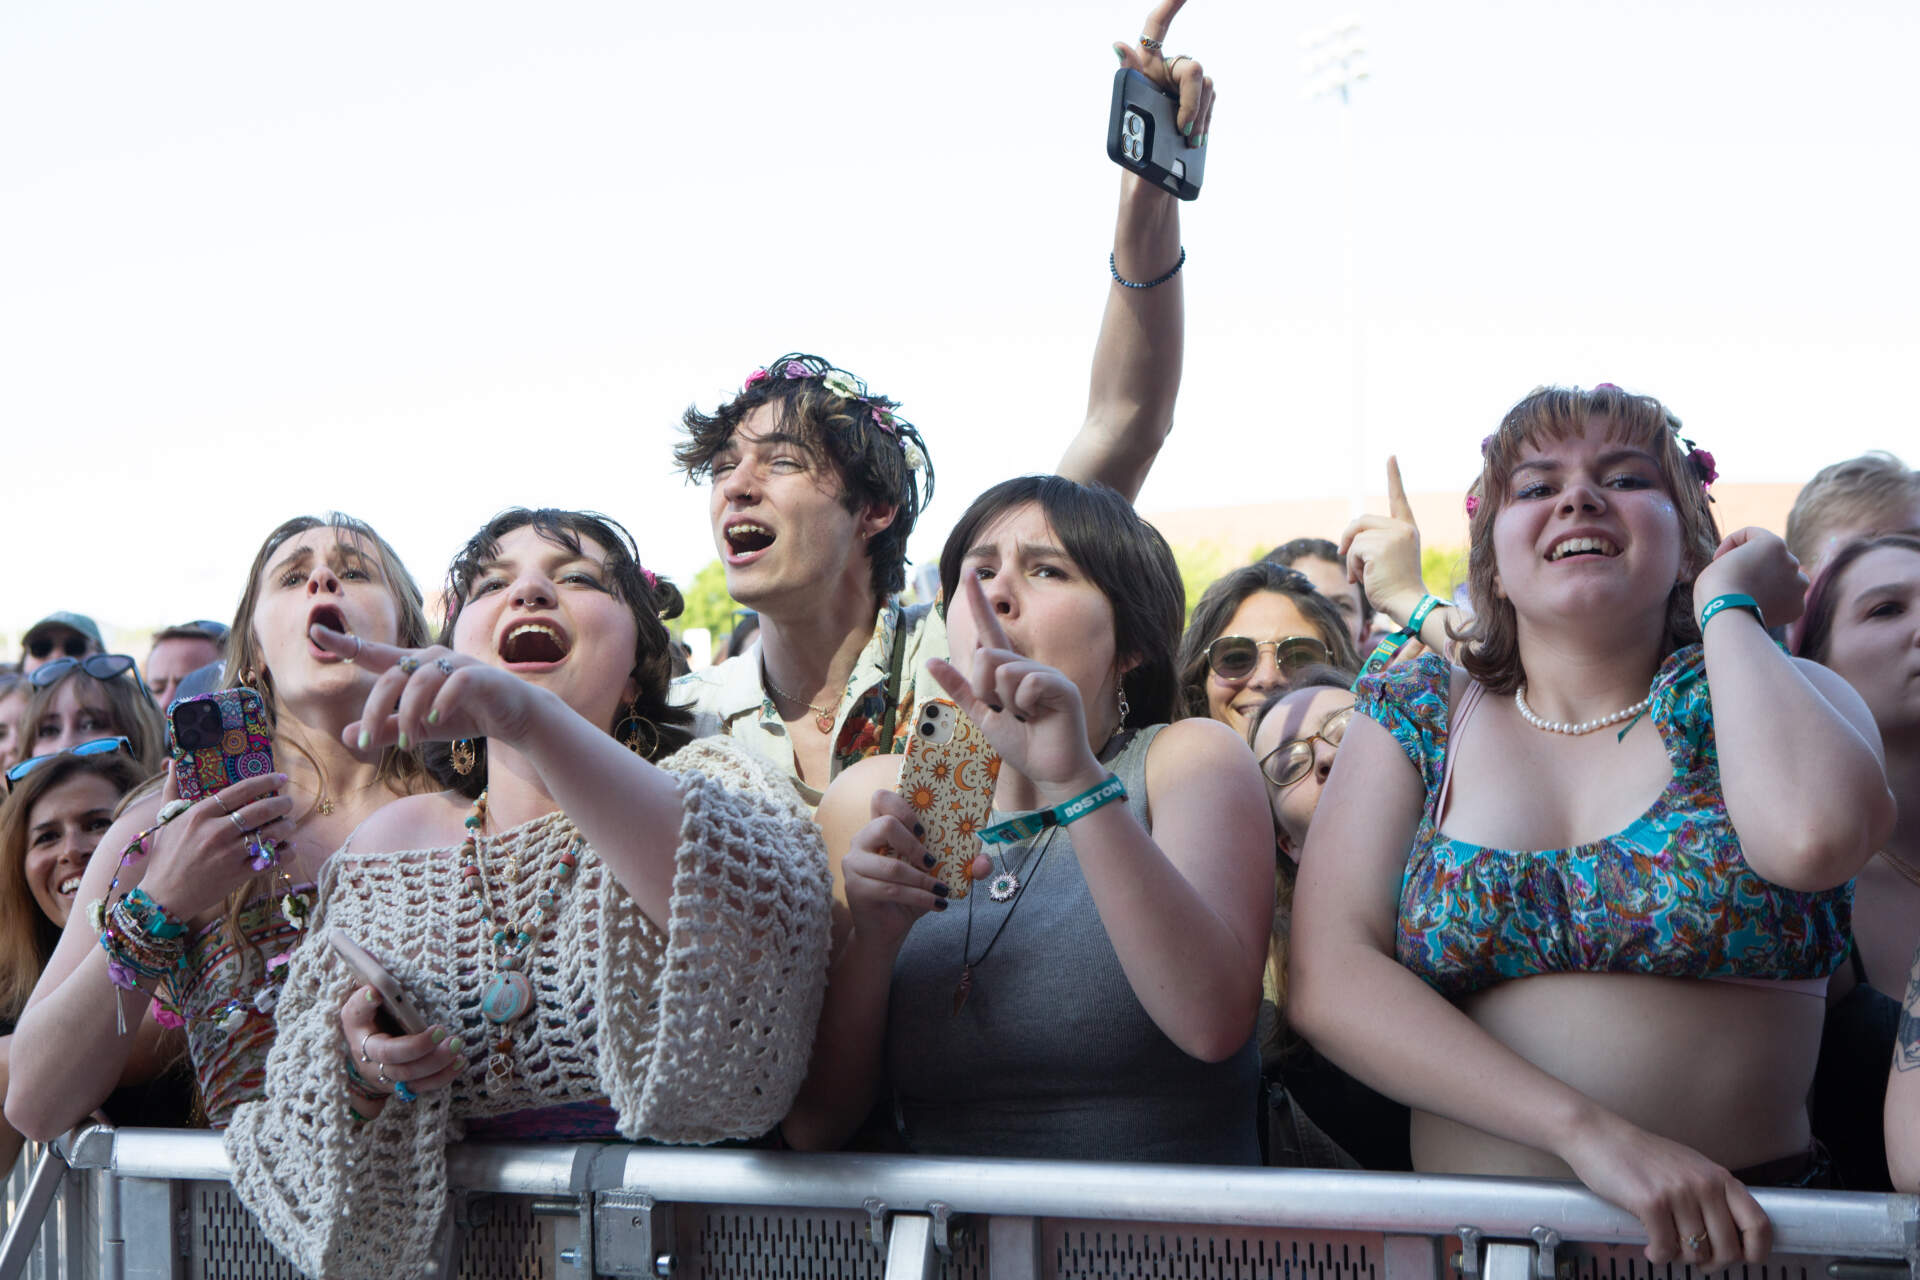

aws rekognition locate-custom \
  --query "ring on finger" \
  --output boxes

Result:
[436,657,455,676]
[210,791,234,816]
[359,1031,374,1064]
[1683,1233,1708,1253]
[227,811,249,836]
[398,654,422,676]
[1166,54,1191,76]
[376,1062,389,1085]
[1138,34,1163,51]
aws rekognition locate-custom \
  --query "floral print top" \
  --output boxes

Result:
[1353,646,1852,999]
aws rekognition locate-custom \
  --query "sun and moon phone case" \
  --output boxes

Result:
[896,698,1000,901]
[169,688,275,804]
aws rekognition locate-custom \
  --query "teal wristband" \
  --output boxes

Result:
[1357,594,1445,680]
[1698,592,1764,632]
[978,774,1128,846]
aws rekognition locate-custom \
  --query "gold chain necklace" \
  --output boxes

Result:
[762,665,840,734]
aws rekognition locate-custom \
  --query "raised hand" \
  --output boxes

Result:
[1339,456,1427,624]
[311,625,538,757]
[137,762,295,921]
[1115,0,1213,147]
[925,574,1107,803]
[1693,528,1809,629]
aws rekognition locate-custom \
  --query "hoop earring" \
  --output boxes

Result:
[617,714,660,760]
[449,739,477,776]
[1116,684,1131,726]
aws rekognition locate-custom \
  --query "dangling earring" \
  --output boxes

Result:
[241,667,258,689]
[1116,684,1131,725]
[617,714,660,760]
[449,739,477,775]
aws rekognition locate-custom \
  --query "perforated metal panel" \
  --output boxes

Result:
[1046,1223,1382,1280]
[1566,1243,1841,1280]
[675,1205,990,1280]
[191,1182,306,1279]
[454,1196,556,1280]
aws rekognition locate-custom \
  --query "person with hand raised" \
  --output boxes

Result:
[1339,456,1457,672]
[783,476,1273,1163]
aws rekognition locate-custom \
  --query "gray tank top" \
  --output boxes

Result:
[885,724,1262,1164]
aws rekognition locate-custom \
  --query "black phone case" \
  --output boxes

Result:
[1106,68,1205,201]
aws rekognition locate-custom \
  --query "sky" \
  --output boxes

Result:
[3,0,1916,644]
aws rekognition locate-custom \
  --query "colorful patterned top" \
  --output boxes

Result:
[180,885,312,1127]
[1354,646,1852,999]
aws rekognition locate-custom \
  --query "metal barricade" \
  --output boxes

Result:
[3,1127,1915,1280]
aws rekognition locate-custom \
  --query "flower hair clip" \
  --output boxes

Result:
[1682,438,1717,500]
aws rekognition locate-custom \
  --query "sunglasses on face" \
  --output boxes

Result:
[27,633,91,661]
[1204,635,1331,683]
[1260,707,1354,789]
[4,735,133,792]
[28,653,138,691]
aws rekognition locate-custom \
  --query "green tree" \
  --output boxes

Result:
[1422,544,1468,601]
[674,559,740,639]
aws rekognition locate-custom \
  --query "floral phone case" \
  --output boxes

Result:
[897,699,1000,900]
[169,688,275,803]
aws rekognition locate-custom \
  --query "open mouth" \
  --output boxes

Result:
[306,603,353,659]
[1547,536,1620,562]
[724,520,776,560]
[499,620,572,666]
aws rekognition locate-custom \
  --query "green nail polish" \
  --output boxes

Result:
[398,732,409,751]
[430,1026,447,1043]
[1182,119,1194,136]
[427,708,439,725]
[448,1036,465,1053]
[1114,47,1125,62]
[1197,133,1206,148]
[357,730,370,750]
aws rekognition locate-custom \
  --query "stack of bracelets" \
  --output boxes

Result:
[91,795,305,1035]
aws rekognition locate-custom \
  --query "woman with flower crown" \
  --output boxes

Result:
[220,509,832,1279]
[1289,385,1892,1264]
[8,514,435,1140]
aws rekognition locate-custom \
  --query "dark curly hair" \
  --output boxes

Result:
[1176,562,1362,721]
[676,352,932,602]
[424,509,694,796]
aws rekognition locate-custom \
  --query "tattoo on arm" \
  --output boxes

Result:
[1898,943,1920,1073]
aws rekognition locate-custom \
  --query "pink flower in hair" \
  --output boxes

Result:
[1465,495,1481,516]
[743,368,770,390]
[640,566,658,590]
[1595,382,1619,391]
[1478,434,1494,455]
[871,406,896,435]
[1691,447,1718,487]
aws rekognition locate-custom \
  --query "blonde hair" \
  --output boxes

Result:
[1785,452,1920,566]
[1457,385,1721,696]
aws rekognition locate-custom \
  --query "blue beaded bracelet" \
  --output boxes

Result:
[978,774,1128,846]
[1109,246,1186,290]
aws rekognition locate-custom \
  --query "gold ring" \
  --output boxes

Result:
[1166,54,1192,76]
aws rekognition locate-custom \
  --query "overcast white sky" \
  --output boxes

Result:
[4,0,1916,642]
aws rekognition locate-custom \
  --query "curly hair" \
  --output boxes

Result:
[1456,384,1721,695]
[425,509,695,797]
[676,353,932,602]
[1175,563,1361,721]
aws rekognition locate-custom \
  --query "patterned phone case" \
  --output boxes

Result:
[170,689,275,804]
[897,699,1000,901]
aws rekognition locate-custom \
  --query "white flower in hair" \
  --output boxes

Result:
[902,440,926,474]
[820,370,860,399]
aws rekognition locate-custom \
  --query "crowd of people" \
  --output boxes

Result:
[3,5,1918,1275]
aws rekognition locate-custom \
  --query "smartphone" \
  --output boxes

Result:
[896,699,1000,901]
[330,934,433,1036]
[169,689,274,804]
[1107,68,1206,201]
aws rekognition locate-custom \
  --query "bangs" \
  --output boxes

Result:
[1483,385,1678,498]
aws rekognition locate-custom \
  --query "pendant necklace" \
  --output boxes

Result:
[762,665,840,735]
[457,790,581,1082]
[986,828,1047,903]
[953,827,1059,1015]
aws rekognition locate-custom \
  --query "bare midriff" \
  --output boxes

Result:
[1410,970,1823,1177]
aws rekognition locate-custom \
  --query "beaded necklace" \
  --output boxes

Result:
[457,790,582,1083]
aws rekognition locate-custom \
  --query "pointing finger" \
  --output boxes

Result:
[1387,456,1414,524]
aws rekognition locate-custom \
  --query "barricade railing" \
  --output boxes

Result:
[3,1126,1915,1280]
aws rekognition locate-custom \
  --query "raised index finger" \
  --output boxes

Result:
[1140,0,1188,46]
[310,623,403,673]
[960,571,1018,656]
[1386,456,1414,524]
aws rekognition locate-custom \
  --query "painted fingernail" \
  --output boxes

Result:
[447,1036,465,1053]
[987,702,1005,714]
[364,989,379,1004]
[430,1026,447,1043]
[1182,118,1194,136]
[923,853,936,868]
[932,883,950,898]
[1197,133,1206,147]
[274,774,289,784]
[1014,714,1028,723]
[933,899,948,911]
[357,730,370,750]
[913,823,925,837]
[398,732,409,751]
[428,709,440,725]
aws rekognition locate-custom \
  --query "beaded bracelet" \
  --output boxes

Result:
[1109,246,1187,290]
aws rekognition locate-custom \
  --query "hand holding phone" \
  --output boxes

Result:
[1107,1,1212,200]
[896,699,1000,901]
[330,934,432,1036]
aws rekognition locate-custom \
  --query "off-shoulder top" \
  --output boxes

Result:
[1353,646,1852,999]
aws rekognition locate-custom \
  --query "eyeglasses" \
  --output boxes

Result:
[4,736,134,792]
[1204,635,1331,682]
[1259,707,1353,789]
[28,653,140,691]
[27,633,92,661]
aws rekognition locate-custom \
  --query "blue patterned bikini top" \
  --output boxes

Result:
[1353,646,1851,1000]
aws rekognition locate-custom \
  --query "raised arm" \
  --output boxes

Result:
[1288,707,1771,1268]
[1340,457,1458,660]
[1691,529,1893,890]
[1888,943,1920,1191]
[1055,0,1213,502]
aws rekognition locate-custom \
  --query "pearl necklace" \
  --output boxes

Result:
[1513,684,1651,736]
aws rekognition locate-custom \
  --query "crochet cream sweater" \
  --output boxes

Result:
[224,738,832,1278]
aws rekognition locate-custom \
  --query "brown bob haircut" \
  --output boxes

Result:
[1457,385,1721,695]
[676,353,933,603]
[0,748,146,1019]
[1176,562,1361,721]
[1789,532,1920,663]
[938,476,1184,731]
[424,509,695,798]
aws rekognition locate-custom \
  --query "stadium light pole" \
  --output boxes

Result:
[1299,19,1371,516]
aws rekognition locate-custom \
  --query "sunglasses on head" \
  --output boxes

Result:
[1259,706,1353,789]
[27,633,91,661]
[1204,635,1331,683]
[4,736,134,792]
[29,653,139,691]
